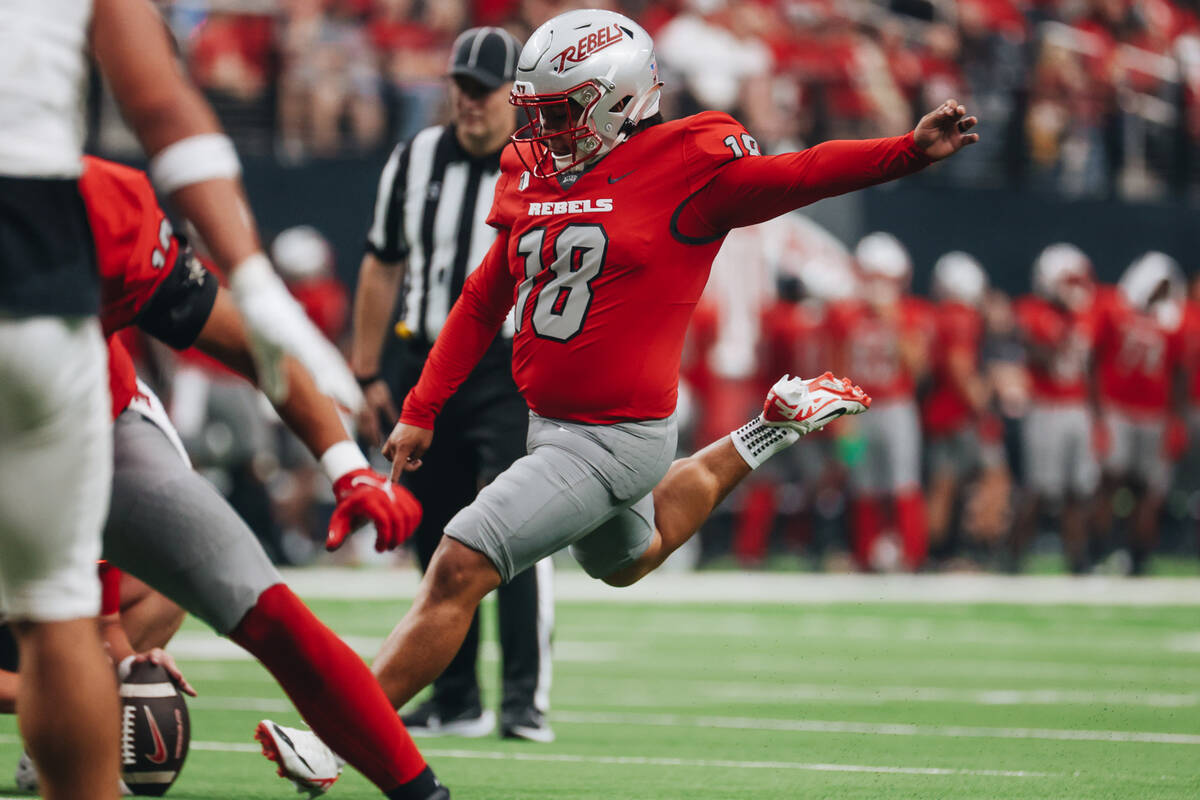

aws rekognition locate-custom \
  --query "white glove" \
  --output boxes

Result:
[229,253,364,413]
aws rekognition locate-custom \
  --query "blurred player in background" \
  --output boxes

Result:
[747,220,856,566]
[82,156,448,800]
[688,221,776,565]
[360,8,976,744]
[351,27,557,743]
[1092,252,1188,575]
[830,233,933,571]
[1011,244,1099,573]
[272,225,351,344]
[922,252,1009,563]
[1183,278,1200,559]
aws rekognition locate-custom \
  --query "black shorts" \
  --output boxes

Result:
[386,335,528,482]
[0,175,98,316]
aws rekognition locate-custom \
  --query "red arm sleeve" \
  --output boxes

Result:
[677,134,931,239]
[98,562,122,617]
[400,232,515,428]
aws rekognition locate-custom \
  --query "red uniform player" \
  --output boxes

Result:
[921,252,1004,560]
[370,8,977,727]
[827,232,933,571]
[80,156,446,800]
[1092,252,1188,574]
[1011,243,1100,572]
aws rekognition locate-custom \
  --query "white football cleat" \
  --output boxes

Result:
[15,750,132,795]
[255,720,343,797]
[732,372,871,470]
[14,751,37,793]
[763,372,871,435]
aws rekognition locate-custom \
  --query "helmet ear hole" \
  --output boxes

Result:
[611,95,633,113]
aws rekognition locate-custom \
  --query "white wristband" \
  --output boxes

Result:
[320,440,369,483]
[228,252,278,294]
[149,133,242,194]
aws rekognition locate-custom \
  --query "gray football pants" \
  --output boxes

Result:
[103,409,282,634]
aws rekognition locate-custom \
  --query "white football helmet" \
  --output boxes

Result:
[270,225,333,283]
[1119,251,1186,328]
[854,232,910,307]
[1032,243,1093,310]
[510,9,663,177]
[931,251,987,306]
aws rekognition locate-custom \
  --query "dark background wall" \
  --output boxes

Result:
[237,157,1198,295]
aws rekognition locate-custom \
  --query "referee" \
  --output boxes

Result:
[351,27,554,744]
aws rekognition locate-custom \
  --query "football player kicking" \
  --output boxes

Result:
[78,156,446,800]
[263,8,978,791]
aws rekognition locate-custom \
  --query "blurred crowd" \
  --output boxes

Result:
[111,0,1200,575]
[684,213,1200,574]
[118,213,1200,576]
[145,0,1200,199]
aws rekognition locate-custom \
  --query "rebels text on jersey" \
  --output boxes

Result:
[79,157,219,418]
[403,111,931,426]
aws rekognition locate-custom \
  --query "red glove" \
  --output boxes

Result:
[327,468,422,552]
[1164,416,1189,461]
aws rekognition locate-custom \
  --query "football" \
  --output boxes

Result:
[119,660,190,796]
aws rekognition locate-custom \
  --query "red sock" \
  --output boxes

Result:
[230,584,427,790]
[733,484,776,565]
[896,490,928,570]
[852,497,882,570]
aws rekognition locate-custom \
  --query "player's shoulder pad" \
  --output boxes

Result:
[499,141,525,177]
[685,110,747,134]
[673,110,760,178]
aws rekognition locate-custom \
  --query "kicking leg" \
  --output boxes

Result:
[372,538,502,711]
[606,374,869,586]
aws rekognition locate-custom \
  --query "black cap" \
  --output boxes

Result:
[449,27,521,89]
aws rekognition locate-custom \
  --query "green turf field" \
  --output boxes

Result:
[2,574,1199,799]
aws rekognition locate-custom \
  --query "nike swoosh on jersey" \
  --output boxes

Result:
[607,169,638,184]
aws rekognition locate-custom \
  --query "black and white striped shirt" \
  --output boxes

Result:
[365,124,512,341]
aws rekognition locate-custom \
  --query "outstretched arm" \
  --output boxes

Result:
[680,100,978,237]
[91,0,361,411]
[383,233,516,478]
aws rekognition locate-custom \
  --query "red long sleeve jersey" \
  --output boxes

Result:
[403,111,930,426]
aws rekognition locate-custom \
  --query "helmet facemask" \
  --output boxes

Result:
[511,80,608,178]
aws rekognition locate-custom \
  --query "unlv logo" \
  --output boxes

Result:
[550,24,624,73]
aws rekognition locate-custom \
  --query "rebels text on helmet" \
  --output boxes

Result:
[551,24,624,73]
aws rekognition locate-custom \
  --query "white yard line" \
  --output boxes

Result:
[186,677,1200,714]
[728,655,1200,684]
[0,733,1059,778]
[418,749,1059,778]
[191,738,1060,779]
[172,698,1200,744]
[549,710,1200,745]
[279,567,1200,605]
[691,682,1200,708]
